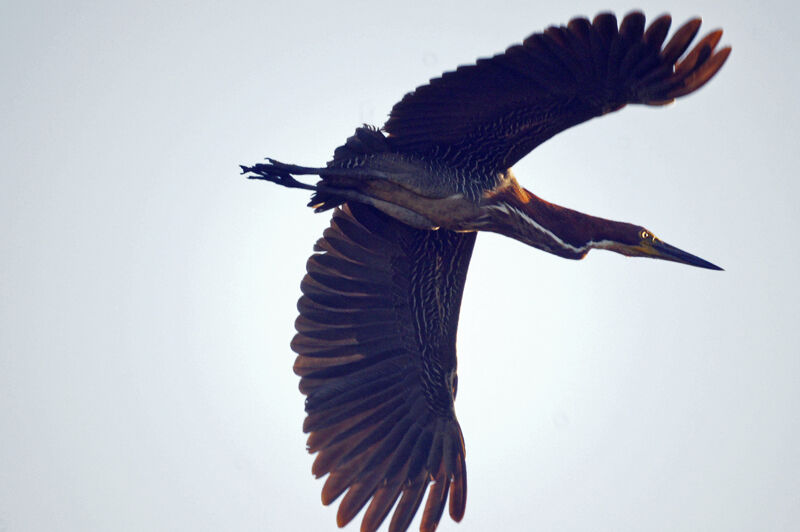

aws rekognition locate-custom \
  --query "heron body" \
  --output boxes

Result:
[243,11,729,532]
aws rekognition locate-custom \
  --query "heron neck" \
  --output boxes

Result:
[482,181,622,259]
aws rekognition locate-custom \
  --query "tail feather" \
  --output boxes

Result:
[330,125,390,166]
[315,126,392,210]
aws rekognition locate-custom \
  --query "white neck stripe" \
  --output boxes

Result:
[491,204,615,254]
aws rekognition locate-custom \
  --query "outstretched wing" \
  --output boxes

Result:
[384,12,730,173]
[292,203,476,532]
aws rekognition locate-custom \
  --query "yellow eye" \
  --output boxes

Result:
[640,230,650,239]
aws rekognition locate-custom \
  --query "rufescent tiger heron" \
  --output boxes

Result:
[242,11,729,532]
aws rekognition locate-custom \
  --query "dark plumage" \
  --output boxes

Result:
[242,11,729,532]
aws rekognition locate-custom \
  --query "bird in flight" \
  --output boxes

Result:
[242,11,730,532]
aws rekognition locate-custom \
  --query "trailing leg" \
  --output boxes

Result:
[240,159,322,191]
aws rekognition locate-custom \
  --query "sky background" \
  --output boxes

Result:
[2,1,798,531]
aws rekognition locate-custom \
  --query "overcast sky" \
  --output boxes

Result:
[2,1,799,531]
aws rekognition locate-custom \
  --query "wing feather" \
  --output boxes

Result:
[384,11,730,172]
[292,203,475,531]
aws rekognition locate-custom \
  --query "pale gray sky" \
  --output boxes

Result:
[2,1,798,531]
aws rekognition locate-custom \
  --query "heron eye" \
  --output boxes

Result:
[640,230,649,239]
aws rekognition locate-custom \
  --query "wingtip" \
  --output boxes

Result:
[448,466,467,522]
[661,17,702,63]
[717,45,733,63]
[686,17,703,31]
[706,28,724,49]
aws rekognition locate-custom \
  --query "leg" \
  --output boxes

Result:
[240,159,320,191]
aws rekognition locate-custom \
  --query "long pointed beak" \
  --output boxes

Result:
[649,238,723,270]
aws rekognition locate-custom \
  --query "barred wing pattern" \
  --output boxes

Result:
[292,203,476,532]
[385,12,730,173]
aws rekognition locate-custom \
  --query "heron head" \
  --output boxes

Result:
[594,227,723,270]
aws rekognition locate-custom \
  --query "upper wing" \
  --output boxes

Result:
[292,202,476,532]
[384,12,730,172]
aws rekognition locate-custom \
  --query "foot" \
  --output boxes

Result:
[240,160,317,191]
